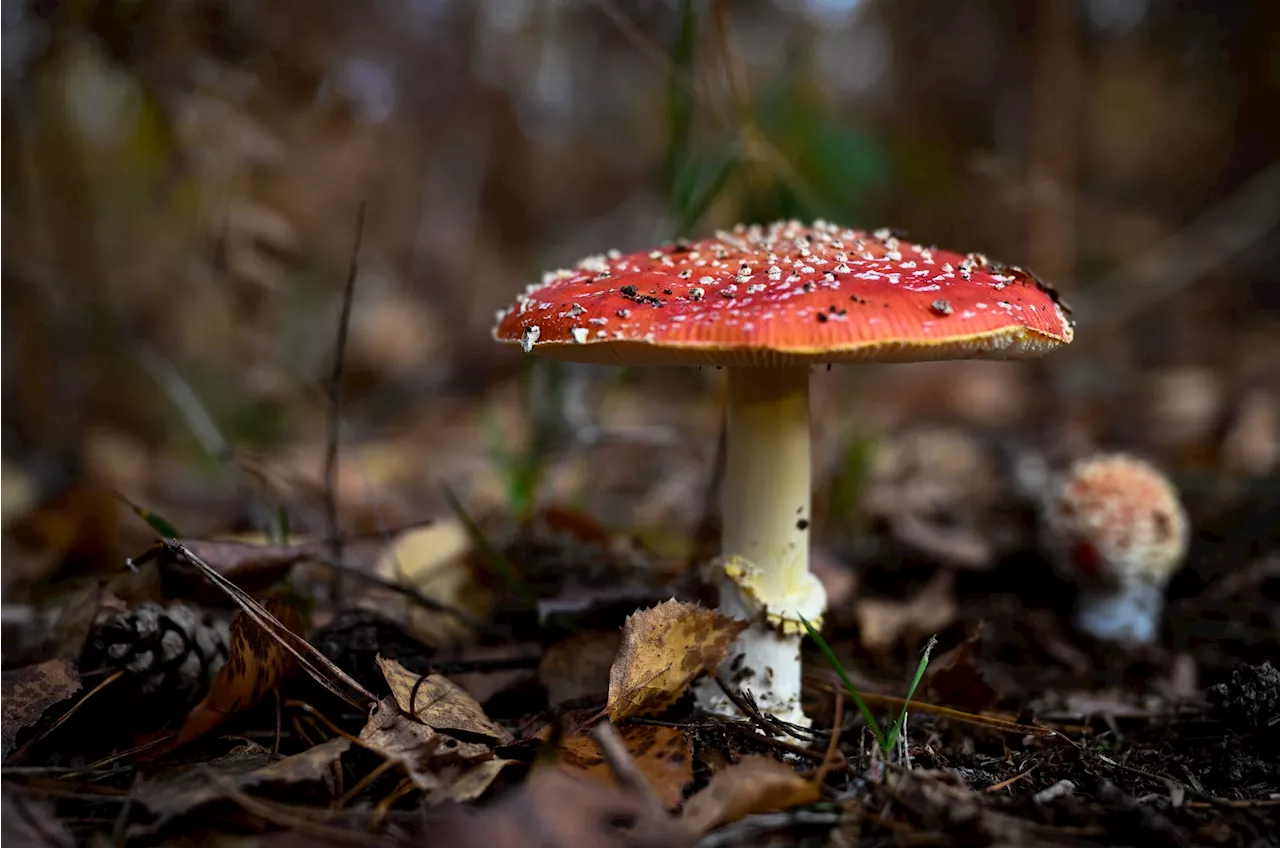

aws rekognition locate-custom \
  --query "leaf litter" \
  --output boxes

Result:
[1,659,81,760]
[157,596,304,754]
[376,654,510,741]
[607,599,746,722]
[554,724,692,808]
[4,441,1277,847]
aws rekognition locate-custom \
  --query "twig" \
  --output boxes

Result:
[986,767,1036,794]
[803,673,1069,744]
[207,773,373,844]
[711,671,803,741]
[314,555,496,633]
[698,811,843,848]
[721,721,827,764]
[589,722,665,808]
[335,757,396,808]
[166,540,376,709]
[814,680,847,783]
[685,402,727,573]
[324,201,367,583]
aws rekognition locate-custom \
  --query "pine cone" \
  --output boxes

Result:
[83,602,230,702]
[312,609,435,696]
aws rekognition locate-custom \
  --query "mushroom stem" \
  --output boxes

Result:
[722,366,813,588]
[697,365,827,733]
[1074,582,1164,647]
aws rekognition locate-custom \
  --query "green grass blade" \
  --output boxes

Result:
[116,492,184,539]
[269,506,290,546]
[884,634,938,752]
[800,614,885,749]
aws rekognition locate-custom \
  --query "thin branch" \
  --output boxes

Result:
[590,722,665,808]
[324,202,368,568]
[166,540,377,709]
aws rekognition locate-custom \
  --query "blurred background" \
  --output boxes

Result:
[3,0,1278,602]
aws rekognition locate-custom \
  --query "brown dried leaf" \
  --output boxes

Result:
[376,655,509,741]
[855,572,957,655]
[152,539,312,602]
[607,599,746,722]
[425,758,517,806]
[163,597,303,752]
[434,767,695,848]
[539,631,621,707]
[924,625,999,712]
[557,725,692,808]
[359,696,492,790]
[680,755,822,834]
[132,738,348,832]
[1,659,81,760]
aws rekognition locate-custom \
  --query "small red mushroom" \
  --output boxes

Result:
[1041,453,1189,646]
[493,220,1074,730]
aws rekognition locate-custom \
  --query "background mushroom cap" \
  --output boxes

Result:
[493,220,1074,367]
[1042,453,1190,589]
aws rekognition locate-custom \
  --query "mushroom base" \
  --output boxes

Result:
[1074,582,1164,646]
[695,555,826,737]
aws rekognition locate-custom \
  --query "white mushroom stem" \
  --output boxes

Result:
[1074,582,1165,647]
[696,366,827,732]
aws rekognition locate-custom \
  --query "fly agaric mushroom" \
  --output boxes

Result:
[1042,453,1189,647]
[493,220,1074,729]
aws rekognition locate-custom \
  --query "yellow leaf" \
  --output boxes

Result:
[376,655,508,741]
[377,521,486,645]
[606,599,746,722]
[681,755,822,833]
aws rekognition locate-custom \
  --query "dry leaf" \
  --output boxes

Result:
[425,758,517,806]
[539,631,621,707]
[1,659,81,760]
[924,625,999,712]
[557,725,692,808]
[376,655,508,741]
[607,599,746,722]
[855,572,957,655]
[377,521,483,644]
[153,539,312,602]
[162,597,303,752]
[132,738,348,832]
[359,696,493,790]
[681,755,822,834]
[433,767,695,848]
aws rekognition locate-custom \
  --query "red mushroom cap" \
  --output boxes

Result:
[493,220,1073,366]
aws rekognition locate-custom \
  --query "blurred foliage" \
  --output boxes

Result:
[2,0,1277,546]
